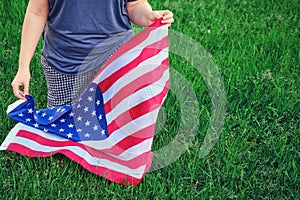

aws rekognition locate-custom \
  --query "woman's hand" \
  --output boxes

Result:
[11,67,31,100]
[146,10,174,27]
[126,0,174,27]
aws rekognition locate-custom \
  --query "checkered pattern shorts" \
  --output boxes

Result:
[42,56,101,108]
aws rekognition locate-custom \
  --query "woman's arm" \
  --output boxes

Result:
[11,0,49,99]
[126,0,174,27]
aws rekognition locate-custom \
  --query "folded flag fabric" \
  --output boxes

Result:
[1,19,169,186]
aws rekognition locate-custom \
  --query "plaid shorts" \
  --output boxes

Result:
[42,56,101,107]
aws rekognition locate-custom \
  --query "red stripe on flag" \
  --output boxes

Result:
[107,80,170,134]
[6,143,151,186]
[104,58,169,113]
[100,124,156,155]
[98,37,168,93]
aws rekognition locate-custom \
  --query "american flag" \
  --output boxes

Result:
[1,19,169,186]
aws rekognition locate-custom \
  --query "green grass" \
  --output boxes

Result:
[0,0,299,199]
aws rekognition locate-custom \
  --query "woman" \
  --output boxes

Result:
[11,0,174,107]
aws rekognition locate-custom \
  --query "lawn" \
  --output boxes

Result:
[0,0,299,199]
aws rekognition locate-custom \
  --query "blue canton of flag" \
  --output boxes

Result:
[7,83,108,141]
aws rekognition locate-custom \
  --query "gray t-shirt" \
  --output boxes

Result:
[42,0,136,74]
